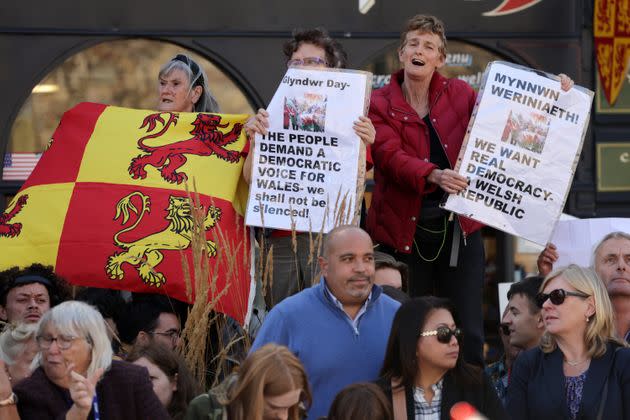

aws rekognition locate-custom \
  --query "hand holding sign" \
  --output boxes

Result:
[245,108,270,139]
[428,168,469,194]
[559,74,574,92]
[537,242,559,276]
[353,116,375,145]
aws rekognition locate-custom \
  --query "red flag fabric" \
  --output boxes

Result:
[0,103,254,325]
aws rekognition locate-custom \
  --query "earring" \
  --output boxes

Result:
[585,314,591,323]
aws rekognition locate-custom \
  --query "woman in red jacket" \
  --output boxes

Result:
[367,14,571,365]
[368,14,485,365]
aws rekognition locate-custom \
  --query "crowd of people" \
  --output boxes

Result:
[1,12,629,420]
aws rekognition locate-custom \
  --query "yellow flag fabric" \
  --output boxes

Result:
[0,103,253,325]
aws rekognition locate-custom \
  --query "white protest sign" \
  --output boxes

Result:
[498,282,511,319]
[245,67,370,232]
[550,218,630,268]
[444,61,594,245]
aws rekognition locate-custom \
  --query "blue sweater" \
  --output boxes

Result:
[251,280,400,419]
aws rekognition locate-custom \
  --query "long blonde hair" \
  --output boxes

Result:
[539,265,627,357]
[225,344,311,420]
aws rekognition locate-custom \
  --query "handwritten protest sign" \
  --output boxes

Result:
[444,62,594,245]
[245,67,371,232]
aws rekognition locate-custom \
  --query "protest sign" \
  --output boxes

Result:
[444,61,594,245]
[245,67,371,232]
[550,218,630,267]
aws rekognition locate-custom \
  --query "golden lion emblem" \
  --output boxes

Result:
[106,191,222,287]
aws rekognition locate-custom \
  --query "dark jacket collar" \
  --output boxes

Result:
[579,342,622,418]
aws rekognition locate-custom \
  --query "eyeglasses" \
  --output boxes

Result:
[499,324,510,336]
[150,329,181,342]
[420,326,462,344]
[286,57,328,68]
[36,334,83,350]
[535,289,590,308]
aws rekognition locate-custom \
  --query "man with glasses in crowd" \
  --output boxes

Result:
[117,294,183,352]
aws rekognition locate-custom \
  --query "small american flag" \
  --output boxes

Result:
[2,153,42,181]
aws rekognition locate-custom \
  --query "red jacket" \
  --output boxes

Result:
[367,70,483,253]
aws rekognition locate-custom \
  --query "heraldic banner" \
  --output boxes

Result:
[594,0,630,106]
[0,102,254,325]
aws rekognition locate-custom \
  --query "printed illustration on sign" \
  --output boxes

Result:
[283,93,327,132]
[0,194,28,238]
[501,110,550,154]
[106,192,222,287]
[129,112,243,184]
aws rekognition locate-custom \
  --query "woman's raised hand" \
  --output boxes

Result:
[244,108,270,140]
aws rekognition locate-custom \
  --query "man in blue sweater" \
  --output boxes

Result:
[251,225,400,418]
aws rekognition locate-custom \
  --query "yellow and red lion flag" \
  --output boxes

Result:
[595,0,630,106]
[0,102,254,325]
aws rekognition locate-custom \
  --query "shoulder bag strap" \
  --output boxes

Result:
[391,378,408,420]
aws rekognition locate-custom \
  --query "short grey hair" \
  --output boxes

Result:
[35,301,113,376]
[159,55,220,113]
[0,322,38,365]
[590,231,630,268]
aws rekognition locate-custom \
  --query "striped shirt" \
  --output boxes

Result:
[413,379,443,420]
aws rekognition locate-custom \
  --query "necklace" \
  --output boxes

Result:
[564,358,587,366]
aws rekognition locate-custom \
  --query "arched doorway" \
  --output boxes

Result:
[4,39,254,182]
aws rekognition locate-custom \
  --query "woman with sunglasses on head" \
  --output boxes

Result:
[377,296,507,420]
[507,264,630,420]
[157,53,219,113]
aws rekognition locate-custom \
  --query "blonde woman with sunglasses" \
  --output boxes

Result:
[507,264,630,420]
[377,297,507,420]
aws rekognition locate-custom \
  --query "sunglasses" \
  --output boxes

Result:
[535,288,590,308]
[420,326,462,344]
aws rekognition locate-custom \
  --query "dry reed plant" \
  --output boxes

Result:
[173,135,368,387]
[178,183,252,390]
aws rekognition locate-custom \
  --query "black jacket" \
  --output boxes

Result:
[507,342,630,420]
[376,368,508,420]
[15,360,170,420]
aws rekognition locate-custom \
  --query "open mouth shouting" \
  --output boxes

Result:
[411,58,425,66]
